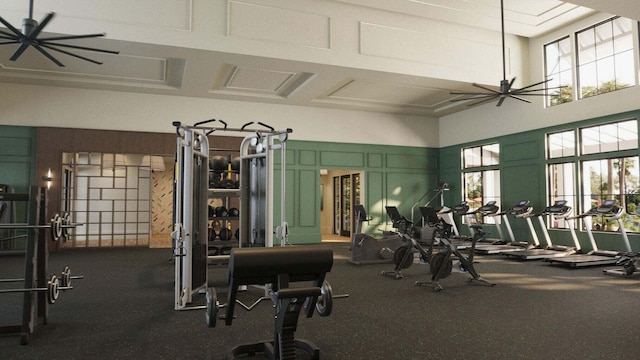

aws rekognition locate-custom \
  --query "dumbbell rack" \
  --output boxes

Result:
[0,187,55,345]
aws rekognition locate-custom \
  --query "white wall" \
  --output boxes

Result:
[439,13,640,147]
[0,82,440,148]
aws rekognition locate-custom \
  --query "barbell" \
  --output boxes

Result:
[0,266,83,304]
[0,212,81,242]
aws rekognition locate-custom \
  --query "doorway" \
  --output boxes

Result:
[320,170,362,240]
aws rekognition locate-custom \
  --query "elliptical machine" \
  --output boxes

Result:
[348,204,404,265]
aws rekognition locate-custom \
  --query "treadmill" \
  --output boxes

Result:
[475,200,536,254]
[437,201,473,250]
[546,199,631,268]
[450,201,504,250]
[502,200,579,260]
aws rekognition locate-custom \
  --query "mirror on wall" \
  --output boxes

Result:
[60,152,173,248]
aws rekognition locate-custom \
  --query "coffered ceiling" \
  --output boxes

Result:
[1,0,639,117]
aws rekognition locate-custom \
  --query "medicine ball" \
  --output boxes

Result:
[209,156,227,172]
[208,205,215,218]
[228,207,239,217]
[231,156,241,172]
[214,206,228,217]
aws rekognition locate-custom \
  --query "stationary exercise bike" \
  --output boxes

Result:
[384,206,495,291]
[419,206,495,291]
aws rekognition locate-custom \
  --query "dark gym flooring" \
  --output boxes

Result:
[1,241,640,359]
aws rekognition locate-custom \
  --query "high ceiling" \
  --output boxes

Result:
[1,0,639,117]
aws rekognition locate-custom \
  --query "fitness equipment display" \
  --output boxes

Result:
[172,120,292,311]
[474,200,536,254]
[0,187,84,345]
[502,200,580,260]
[348,204,404,265]
[415,206,496,291]
[546,200,631,268]
[205,246,335,360]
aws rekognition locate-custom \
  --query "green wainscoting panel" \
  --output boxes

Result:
[297,169,317,227]
[298,150,315,165]
[0,137,32,157]
[386,153,432,170]
[502,140,539,163]
[368,153,383,168]
[320,151,365,167]
[366,171,385,227]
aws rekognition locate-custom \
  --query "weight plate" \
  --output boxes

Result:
[61,266,71,288]
[50,213,63,242]
[47,274,59,305]
[61,212,71,240]
[205,287,218,328]
[316,281,333,317]
[393,245,413,270]
[430,252,453,280]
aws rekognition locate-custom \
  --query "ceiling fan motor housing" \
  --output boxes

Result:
[22,18,38,37]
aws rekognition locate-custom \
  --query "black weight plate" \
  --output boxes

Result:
[205,287,218,328]
[316,281,333,317]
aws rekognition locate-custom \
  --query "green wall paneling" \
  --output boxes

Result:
[286,140,438,243]
[0,126,37,228]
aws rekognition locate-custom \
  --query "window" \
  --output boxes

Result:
[462,144,500,224]
[576,17,635,99]
[548,162,576,228]
[546,119,640,233]
[544,36,573,106]
[582,157,640,231]
[580,119,638,154]
[548,130,576,158]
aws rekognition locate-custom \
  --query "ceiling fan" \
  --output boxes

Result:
[450,0,564,107]
[0,0,119,67]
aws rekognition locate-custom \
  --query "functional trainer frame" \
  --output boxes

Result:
[172,120,292,310]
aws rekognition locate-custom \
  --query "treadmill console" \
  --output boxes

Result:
[596,199,622,215]
[508,200,531,215]
[545,200,571,214]
[452,201,469,214]
[479,201,499,214]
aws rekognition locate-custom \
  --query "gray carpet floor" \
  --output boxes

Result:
[1,242,640,359]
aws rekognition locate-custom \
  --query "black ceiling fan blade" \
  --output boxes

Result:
[472,83,502,94]
[40,40,120,55]
[0,29,20,39]
[30,44,65,66]
[514,78,552,92]
[514,85,568,94]
[0,40,21,45]
[9,43,31,61]
[496,96,507,107]
[40,43,103,65]
[26,12,55,40]
[450,91,499,96]
[39,33,106,42]
[449,94,498,102]
[467,95,502,107]
[0,16,22,36]
[510,95,532,103]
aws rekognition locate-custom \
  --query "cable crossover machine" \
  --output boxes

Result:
[172,119,293,311]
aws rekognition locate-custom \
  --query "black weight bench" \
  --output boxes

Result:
[220,246,334,360]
